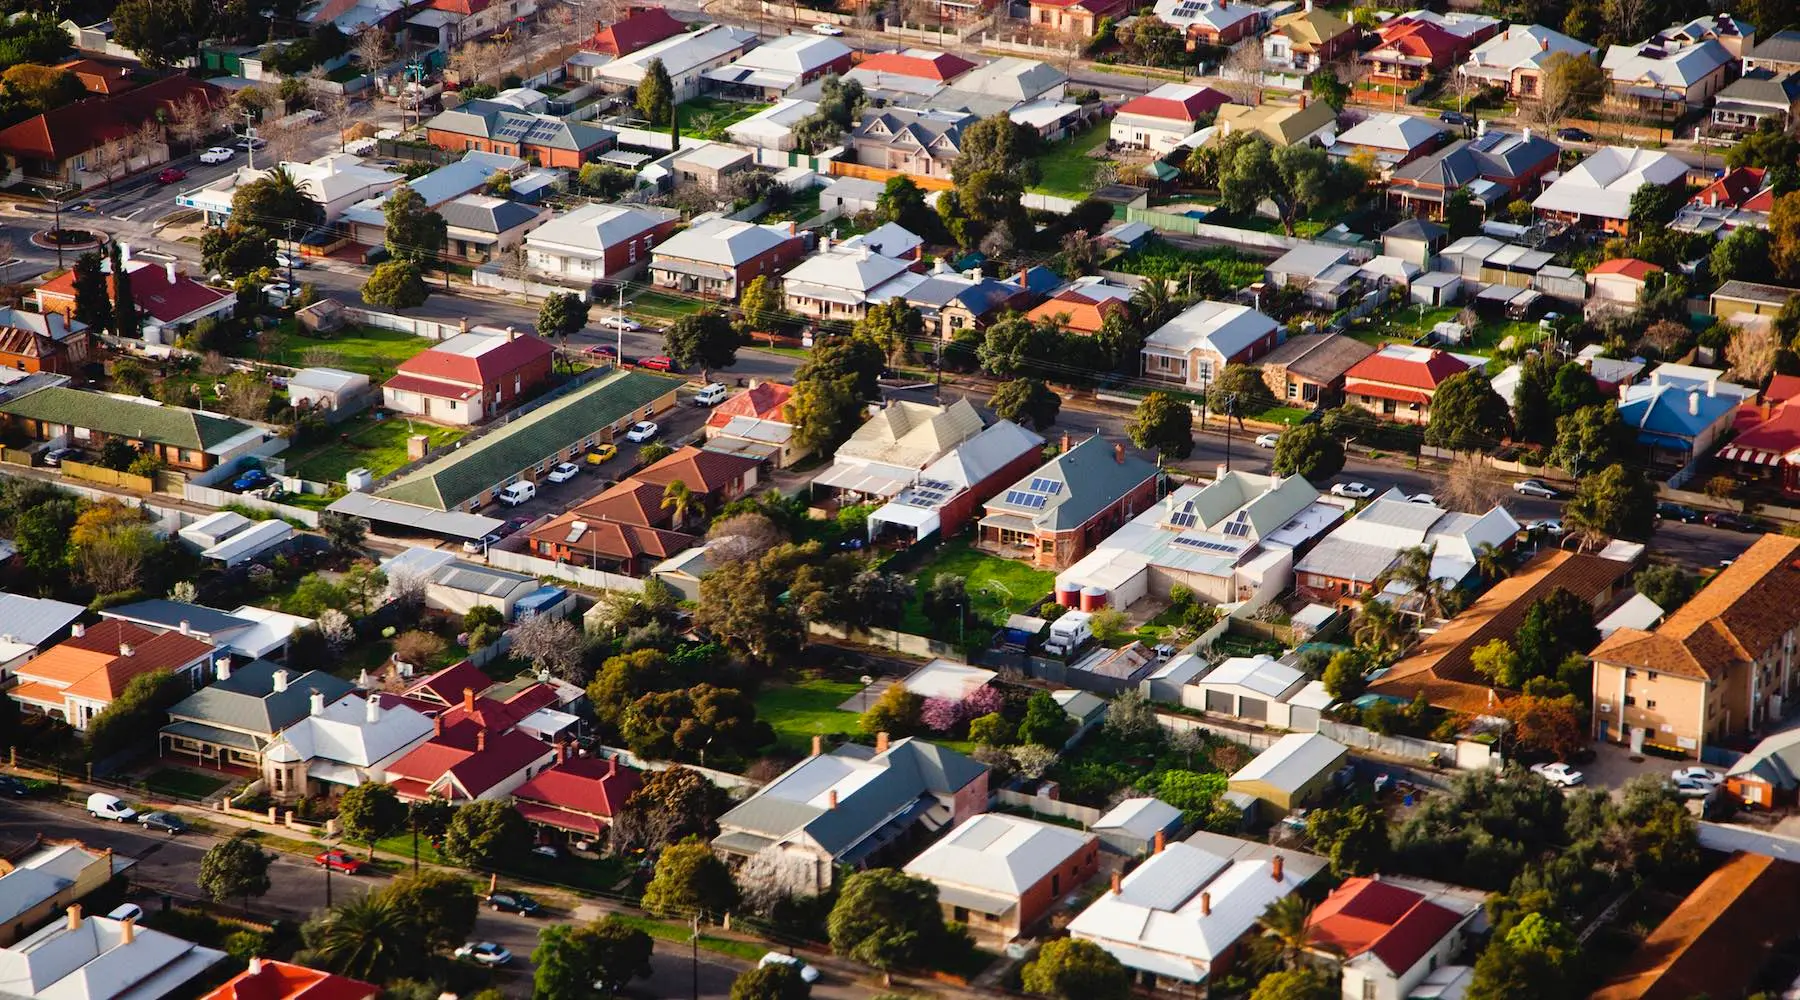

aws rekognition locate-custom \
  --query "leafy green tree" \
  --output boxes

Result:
[1129,391,1192,460]
[1510,354,1558,445]
[1710,225,1773,285]
[1020,939,1129,1000]
[968,712,1015,747]
[1551,403,1630,476]
[441,799,528,870]
[361,260,428,308]
[202,223,278,279]
[108,242,139,337]
[988,378,1061,430]
[1308,70,1349,111]
[785,373,862,454]
[337,781,407,858]
[1218,136,1341,237]
[1306,804,1388,877]
[301,895,422,981]
[1467,913,1580,1000]
[232,166,324,230]
[71,252,111,333]
[198,834,273,911]
[1250,968,1335,1000]
[797,334,885,399]
[663,310,739,372]
[1018,691,1074,748]
[641,837,740,919]
[383,185,447,267]
[1205,363,1274,420]
[855,298,923,363]
[1471,638,1525,688]
[876,174,935,236]
[537,291,589,343]
[1548,362,1602,414]
[1771,189,1800,284]
[110,0,201,68]
[1725,117,1800,170]
[622,683,771,763]
[731,963,811,1000]
[826,869,945,980]
[1628,182,1684,230]
[614,766,732,851]
[1424,369,1512,452]
[636,58,673,125]
[952,113,1039,188]
[376,870,477,951]
[1271,422,1344,481]
[85,669,188,761]
[859,683,921,736]
[1564,463,1656,541]
[1444,187,1482,239]
[1633,563,1695,611]
[319,511,366,556]
[740,275,784,330]
[1321,650,1365,700]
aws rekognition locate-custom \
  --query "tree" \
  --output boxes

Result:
[1633,563,1695,611]
[202,222,277,279]
[621,683,772,763]
[232,167,324,230]
[319,510,367,555]
[85,669,188,761]
[1564,463,1656,542]
[377,870,477,951]
[1218,137,1340,237]
[111,0,198,68]
[1322,650,1365,700]
[1510,354,1558,445]
[1018,691,1073,748]
[1,65,84,113]
[952,113,1039,188]
[1726,324,1778,386]
[613,766,731,852]
[1711,225,1773,285]
[1272,422,1344,481]
[1768,191,1800,284]
[1250,895,1316,973]
[664,310,738,372]
[640,837,740,919]
[508,612,586,682]
[1471,639,1524,688]
[71,252,111,333]
[1466,913,1580,1000]
[1306,803,1388,877]
[860,684,921,736]
[1129,392,1192,460]
[1499,694,1587,759]
[198,834,273,911]
[1206,363,1275,421]
[1529,52,1605,131]
[730,964,811,1000]
[1628,181,1684,230]
[1104,689,1158,740]
[826,869,945,980]
[1020,939,1129,1000]
[104,242,138,337]
[302,896,425,982]
[1444,187,1483,239]
[1551,403,1629,475]
[785,372,863,455]
[1425,369,1512,452]
[636,58,673,125]
[876,174,934,236]
[988,378,1061,430]
[740,275,784,332]
[337,782,407,858]
[855,298,923,364]
[441,799,528,870]
[537,291,589,345]
[1308,69,1350,112]
[1249,969,1335,1000]
[383,185,447,268]
[361,260,428,308]
[797,334,885,399]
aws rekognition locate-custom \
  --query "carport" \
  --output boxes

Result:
[327,492,504,543]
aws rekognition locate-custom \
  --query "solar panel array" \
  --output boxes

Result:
[1003,489,1049,509]
[1166,500,1199,529]
[1028,477,1064,495]
[1469,130,1506,153]
[1171,535,1239,554]
[494,113,567,146]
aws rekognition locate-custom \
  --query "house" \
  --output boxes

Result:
[1590,534,1800,757]
[1264,246,1365,309]
[0,313,86,377]
[177,154,405,226]
[850,107,975,182]
[903,813,1100,944]
[1711,278,1796,322]
[1380,218,1449,270]
[1724,728,1800,807]
[703,34,854,99]
[726,98,819,151]
[703,380,807,467]
[369,369,679,512]
[259,692,436,802]
[287,368,373,419]
[813,398,985,502]
[1215,99,1338,146]
[381,547,551,619]
[944,58,1067,105]
[1616,372,1738,469]
[842,223,926,264]
[1257,333,1376,406]
[1294,489,1519,603]
[1591,853,1800,1000]
[1139,300,1280,391]
[1711,70,1800,132]
[34,258,233,332]
[425,99,613,169]
[866,420,1047,544]
[1025,276,1136,335]
[1029,0,1132,37]
[1111,85,1234,153]
[1068,835,1322,989]
[0,76,223,191]
[1601,33,1733,120]
[9,621,211,730]
[587,6,687,56]
[381,329,555,427]
[1180,654,1334,731]
[529,445,760,573]
[976,435,1160,571]
[0,593,85,682]
[203,960,377,1000]
[525,203,681,283]
[713,734,989,893]
[1227,732,1348,818]
[413,0,541,46]
[1341,345,1475,425]
[1744,28,1800,74]
[0,387,263,472]
[0,840,135,947]
[1363,11,1502,84]
[1366,549,1631,713]
[338,152,530,247]
[1585,257,1665,317]
[511,749,642,842]
[598,23,760,103]
[1388,127,1559,218]
[1152,0,1265,48]
[1264,5,1357,77]
[668,142,754,192]
[1055,472,1343,611]
[845,49,978,95]
[1673,166,1776,234]
[99,600,258,649]
[900,266,1032,340]
[436,196,551,262]
[1460,25,1597,100]
[781,242,924,321]
[1533,145,1687,235]
[385,686,561,802]
[1091,797,1183,856]
[1719,374,1800,497]
[649,217,809,300]
[1305,877,1482,1000]
[0,905,225,1000]
[55,59,137,96]
[159,659,355,771]
[1329,113,1448,174]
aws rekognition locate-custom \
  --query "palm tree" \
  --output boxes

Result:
[661,480,700,530]
[1473,541,1507,583]
[1249,894,1317,972]
[1352,598,1408,652]
[303,895,417,982]
[1376,544,1450,620]
[1129,277,1175,329]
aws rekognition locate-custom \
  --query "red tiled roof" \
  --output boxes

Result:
[1588,257,1664,281]
[1688,166,1767,211]
[570,479,672,528]
[505,683,562,715]
[393,333,554,389]
[1373,18,1467,60]
[531,512,696,562]
[853,50,978,82]
[590,6,688,56]
[1343,381,1434,406]
[512,754,642,822]
[1727,395,1800,460]
[1025,290,1131,334]
[203,961,377,1000]
[55,59,138,96]
[37,260,230,326]
[437,691,535,736]
[514,801,602,835]
[631,445,760,495]
[1743,186,1776,213]
[380,372,481,400]
[22,621,214,702]
[1307,878,1465,976]
[1116,86,1233,122]
[1767,374,1800,406]
[0,76,223,162]
[707,381,793,427]
[405,660,492,707]
[429,0,491,13]
[1343,348,1469,390]
[386,727,552,799]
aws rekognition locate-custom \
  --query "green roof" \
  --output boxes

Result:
[0,387,254,451]
[376,369,678,510]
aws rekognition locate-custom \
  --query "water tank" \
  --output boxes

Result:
[1056,582,1081,608]
[1080,586,1108,612]
[345,467,374,491]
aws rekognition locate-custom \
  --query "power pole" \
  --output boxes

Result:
[241,111,259,171]
[284,220,297,287]
[689,914,700,1000]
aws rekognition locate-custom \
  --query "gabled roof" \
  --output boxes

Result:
[0,593,84,648]
[1274,7,1355,46]
[1602,36,1732,90]
[404,660,492,707]
[837,398,985,470]
[1152,0,1261,33]
[262,693,435,769]
[102,600,253,638]
[386,725,553,800]
[1588,257,1664,281]
[19,621,215,703]
[0,76,223,162]
[1370,17,1469,61]
[706,381,791,427]
[529,512,696,561]
[630,444,761,494]
[1116,83,1233,123]
[1025,279,1134,333]
[1306,878,1466,975]
[393,330,553,389]
[903,813,1094,904]
[1334,112,1447,153]
[1688,166,1769,209]
[1230,732,1347,792]
[164,659,355,738]
[1215,101,1337,146]
[568,479,670,528]
[1534,146,1687,221]
[0,387,253,452]
[425,100,613,152]
[589,6,687,56]
[202,960,377,1000]
[1391,130,1558,187]
[1258,333,1376,383]
[2,912,226,1000]
[526,202,676,255]
[511,754,642,820]
[1143,300,1279,360]
[1464,24,1595,74]
[437,195,540,235]
[1344,345,1470,389]
[1093,797,1183,838]
[653,217,800,267]
[1617,380,1736,440]
[1726,728,1800,790]
[600,23,759,81]
[853,49,977,82]
[946,57,1067,100]
[1747,29,1800,64]
[983,435,1159,532]
[36,260,232,327]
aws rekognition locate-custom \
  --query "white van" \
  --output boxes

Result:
[693,383,729,407]
[498,481,536,506]
[87,792,137,823]
[108,903,144,922]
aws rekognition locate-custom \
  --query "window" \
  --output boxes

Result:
[1646,700,1657,709]
[1626,670,1638,678]
[1362,981,1376,1000]
[1624,695,1636,706]
[1647,671,1659,681]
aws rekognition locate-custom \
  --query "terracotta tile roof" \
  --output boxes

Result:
[18,621,213,703]
[429,0,490,13]
[530,511,695,561]
[1372,18,1468,61]
[0,76,222,162]
[37,260,231,326]
[386,725,552,800]
[1688,166,1768,210]
[1116,85,1233,122]
[1591,852,1800,1000]
[853,50,978,81]
[436,690,535,735]
[1344,347,1470,390]
[706,381,792,427]
[55,59,138,95]
[393,332,554,389]
[1589,534,1800,681]
[1588,257,1664,281]
[570,479,673,528]
[630,445,759,495]
[203,961,378,1000]
[512,754,642,821]
[590,6,688,56]
[1025,290,1130,334]
[1306,878,1465,976]
[1368,550,1629,713]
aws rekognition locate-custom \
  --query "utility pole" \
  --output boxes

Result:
[689,914,700,1000]
[46,184,73,270]
[284,220,297,288]
[616,283,625,363]
[241,111,259,171]
[1222,391,1238,472]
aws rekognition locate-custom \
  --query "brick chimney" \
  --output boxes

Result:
[1541,35,1550,50]
[463,687,476,712]
[434,714,444,736]
[1114,443,1125,464]
[1061,432,1071,452]
[1272,855,1284,881]
[118,643,134,657]
[1200,891,1212,915]
[812,734,823,756]
[1154,830,1165,853]
[607,756,618,777]
[476,729,486,751]
[121,916,136,944]
[876,731,890,754]
[827,789,838,809]
[555,741,566,764]
[1110,871,1122,894]
[1298,92,1307,110]
[66,905,81,930]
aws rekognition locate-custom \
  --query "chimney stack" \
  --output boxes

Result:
[1114,443,1125,464]
[249,957,264,976]
[827,789,838,809]
[463,687,476,712]
[506,326,518,341]
[811,734,823,756]
[310,689,325,716]
[366,695,381,724]
[434,714,444,736]
[66,905,81,930]
[555,740,566,764]
[607,755,618,777]
[119,643,134,657]
[476,729,486,751]
[165,262,177,285]
[121,916,136,944]
[179,620,191,636]
[1541,35,1550,50]
[1200,891,1212,915]
[1015,268,1027,287]
[1110,871,1122,895]
[1298,92,1307,110]
[1061,432,1071,452]
[216,658,231,681]
[876,731,890,754]
[72,623,84,638]
[1689,391,1700,416]
[272,669,288,692]
[1272,855,1285,881]
[1154,830,1166,854]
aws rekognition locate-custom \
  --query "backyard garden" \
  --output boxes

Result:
[238,322,437,378]
[892,538,1056,639]
[1028,126,1111,201]
[282,411,466,484]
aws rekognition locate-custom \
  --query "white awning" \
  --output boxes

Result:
[868,501,940,541]
[813,463,913,497]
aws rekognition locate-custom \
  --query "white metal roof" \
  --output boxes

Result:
[1532,146,1687,220]
[901,659,997,700]
[1334,112,1446,152]
[1093,797,1183,838]
[1198,654,1306,699]
[1229,732,1347,792]
[1143,300,1279,359]
[903,813,1094,897]
[654,216,794,267]
[1598,591,1665,638]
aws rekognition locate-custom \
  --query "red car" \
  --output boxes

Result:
[582,344,618,359]
[639,356,675,371]
[156,167,187,185]
[314,850,364,874]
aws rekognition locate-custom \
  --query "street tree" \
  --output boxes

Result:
[855,298,923,363]
[1271,422,1344,481]
[785,373,863,454]
[988,378,1062,430]
[1551,403,1630,475]
[533,917,654,999]
[377,870,478,951]
[441,799,528,870]
[1424,369,1512,452]
[636,58,673,125]
[730,964,811,1000]
[537,291,589,345]
[1564,462,1657,542]
[201,223,277,279]
[232,166,324,230]
[613,766,732,852]
[740,275,784,332]
[361,261,428,308]
[198,834,273,912]
[663,310,739,372]
[337,782,407,858]
[1129,391,1193,460]
[383,186,447,267]
[796,334,885,399]
[1528,52,1605,131]
[71,252,111,333]
[301,895,422,981]
[640,837,741,920]
[827,869,945,982]
[1205,363,1274,421]
[1020,939,1130,1000]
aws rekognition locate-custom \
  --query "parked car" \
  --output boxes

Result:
[156,167,187,184]
[1557,127,1593,142]
[759,953,821,984]
[0,775,31,797]
[1409,493,1436,504]
[314,850,364,874]
[455,943,512,966]
[626,420,659,442]
[199,146,235,164]
[503,514,535,534]
[1330,482,1374,499]
[546,462,581,484]
[87,793,137,822]
[1704,511,1757,531]
[462,530,504,554]
[274,251,307,270]
[1656,501,1702,523]
[1439,111,1473,126]
[1526,518,1564,535]
[1671,767,1722,788]
[583,344,618,359]
[586,443,618,465]
[232,468,275,492]
[238,136,268,150]
[498,481,537,506]
[42,447,77,467]
[811,21,844,34]
[598,316,642,333]
[487,892,542,915]
[1254,432,1280,448]
[1529,762,1584,787]
[1671,776,1713,798]
[139,811,187,834]
[108,904,144,922]
[638,356,675,372]
[1513,479,1559,498]
[694,382,729,407]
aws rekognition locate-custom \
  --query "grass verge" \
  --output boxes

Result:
[608,914,769,962]
[143,768,231,800]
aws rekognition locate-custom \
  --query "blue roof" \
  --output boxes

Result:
[952,280,1020,314]
[410,158,504,206]
[1021,265,1063,294]
[1617,382,1736,440]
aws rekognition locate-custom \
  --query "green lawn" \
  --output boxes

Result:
[755,679,864,754]
[897,539,1057,636]
[1029,126,1110,200]
[628,290,706,323]
[283,413,466,484]
[142,768,231,800]
[1255,405,1311,426]
[678,96,772,140]
[1111,239,1266,290]
[248,324,436,378]
[763,187,822,225]
[1360,304,1547,358]
[607,915,768,962]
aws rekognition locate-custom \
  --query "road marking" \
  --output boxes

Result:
[112,208,147,222]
